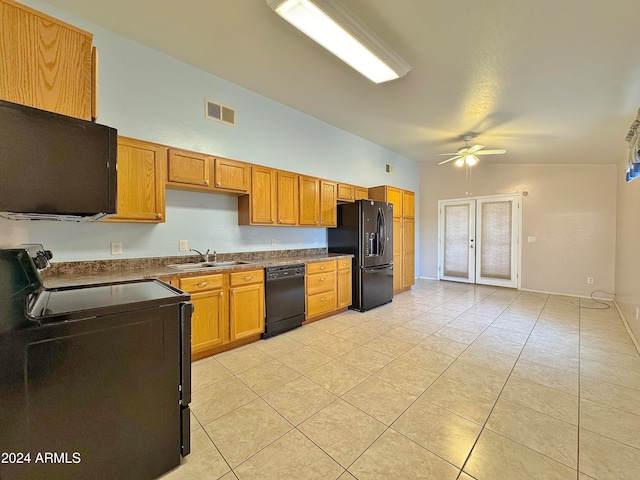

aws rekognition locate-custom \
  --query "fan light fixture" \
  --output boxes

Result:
[267,0,411,83]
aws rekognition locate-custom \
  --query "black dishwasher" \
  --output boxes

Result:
[263,264,305,338]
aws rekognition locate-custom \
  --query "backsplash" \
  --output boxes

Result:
[45,248,328,277]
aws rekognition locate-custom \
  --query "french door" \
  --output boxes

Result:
[438,194,521,288]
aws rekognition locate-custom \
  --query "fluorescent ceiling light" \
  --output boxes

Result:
[267,0,411,83]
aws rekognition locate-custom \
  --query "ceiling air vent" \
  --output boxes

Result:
[205,98,236,127]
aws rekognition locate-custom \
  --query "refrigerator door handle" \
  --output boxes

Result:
[377,207,386,259]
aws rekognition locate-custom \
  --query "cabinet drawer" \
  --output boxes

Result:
[179,274,224,293]
[306,260,335,275]
[336,258,352,271]
[230,269,264,287]
[307,291,337,318]
[306,271,336,295]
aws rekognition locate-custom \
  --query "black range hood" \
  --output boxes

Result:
[0,99,117,221]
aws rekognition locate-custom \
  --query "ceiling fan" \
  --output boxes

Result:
[438,135,506,166]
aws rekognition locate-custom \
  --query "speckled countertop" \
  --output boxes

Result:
[43,248,353,288]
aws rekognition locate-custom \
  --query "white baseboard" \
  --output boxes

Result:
[614,301,640,354]
[519,287,614,301]
[417,276,438,280]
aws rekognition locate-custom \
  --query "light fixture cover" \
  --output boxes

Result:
[267,0,411,83]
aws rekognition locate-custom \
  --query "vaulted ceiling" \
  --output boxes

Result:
[43,0,640,164]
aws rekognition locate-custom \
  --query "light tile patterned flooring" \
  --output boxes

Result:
[160,279,640,480]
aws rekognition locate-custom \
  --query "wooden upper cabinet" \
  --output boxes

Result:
[213,157,249,193]
[299,176,320,226]
[277,171,298,225]
[320,180,337,227]
[355,186,369,200]
[369,186,403,218]
[250,166,277,225]
[167,148,211,190]
[403,191,415,218]
[104,137,166,223]
[386,187,403,218]
[0,0,95,120]
[337,183,355,202]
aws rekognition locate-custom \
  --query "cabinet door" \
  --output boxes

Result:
[0,0,94,120]
[393,217,403,293]
[105,137,166,223]
[189,289,226,353]
[355,187,369,200]
[251,166,277,224]
[167,149,211,190]
[337,267,352,308]
[277,171,298,225]
[337,183,355,202]
[213,157,249,193]
[299,176,320,226]
[320,180,337,227]
[387,187,404,218]
[230,283,265,340]
[403,191,415,218]
[402,219,415,288]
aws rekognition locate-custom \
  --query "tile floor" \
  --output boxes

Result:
[160,279,640,480]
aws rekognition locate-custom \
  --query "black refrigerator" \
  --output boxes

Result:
[0,245,192,480]
[328,200,394,311]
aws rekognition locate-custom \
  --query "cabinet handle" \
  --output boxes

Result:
[232,290,236,294]
[320,297,326,301]
[278,219,282,223]
[196,281,209,287]
[205,179,210,185]
[156,213,162,219]
[244,276,253,281]
[220,291,223,296]
[320,266,325,270]
[320,277,325,281]
[271,218,275,222]
[216,181,221,186]
[321,221,324,225]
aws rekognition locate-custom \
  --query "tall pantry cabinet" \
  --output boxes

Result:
[368,186,415,294]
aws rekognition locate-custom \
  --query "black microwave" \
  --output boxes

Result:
[0,100,117,221]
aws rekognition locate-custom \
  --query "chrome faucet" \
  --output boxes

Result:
[190,248,209,262]
[190,248,217,263]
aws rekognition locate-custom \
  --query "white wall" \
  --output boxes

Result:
[420,163,617,298]
[0,0,419,263]
[615,163,640,339]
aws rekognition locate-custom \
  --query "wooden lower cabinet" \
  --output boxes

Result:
[403,219,415,288]
[393,217,403,293]
[229,274,265,341]
[179,274,226,356]
[305,259,352,322]
[337,260,352,309]
[180,269,264,360]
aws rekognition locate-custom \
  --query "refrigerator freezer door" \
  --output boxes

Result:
[355,265,394,311]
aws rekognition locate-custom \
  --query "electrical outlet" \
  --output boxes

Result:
[271,238,277,246]
[179,240,188,252]
[527,236,536,243]
[314,239,318,245]
[110,242,122,255]
[298,239,303,245]
[587,277,594,285]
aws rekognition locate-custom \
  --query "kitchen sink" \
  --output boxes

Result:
[167,261,252,270]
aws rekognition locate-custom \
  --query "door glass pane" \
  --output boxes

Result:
[480,201,512,279]
[443,204,470,278]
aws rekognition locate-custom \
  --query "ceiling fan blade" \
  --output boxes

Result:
[475,149,507,155]
[438,155,463,165]
[438,152,461,156]
[467,144,485,154]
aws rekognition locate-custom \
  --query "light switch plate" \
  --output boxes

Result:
[179,240,188,252]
